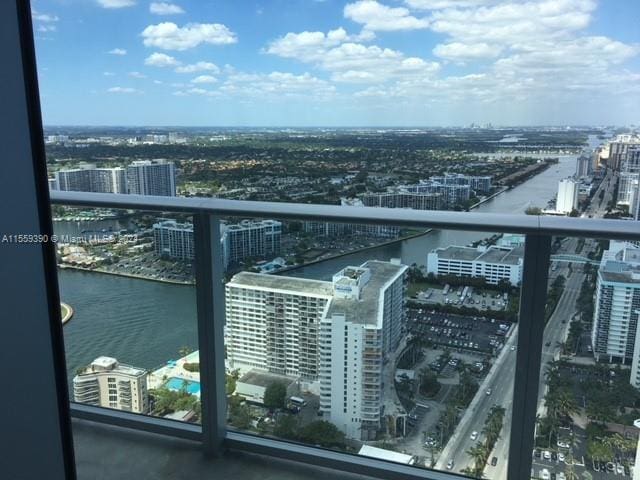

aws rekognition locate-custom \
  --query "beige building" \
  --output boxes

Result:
[73,356,149,414]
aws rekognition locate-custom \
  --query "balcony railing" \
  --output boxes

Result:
[50,189,640,480]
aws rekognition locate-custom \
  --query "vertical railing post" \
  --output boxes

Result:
[194,213,227,456]
[507,233,551,480]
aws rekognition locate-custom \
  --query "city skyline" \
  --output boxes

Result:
[33,0,640,126]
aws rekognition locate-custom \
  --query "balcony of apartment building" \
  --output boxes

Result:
[4,2,640,480]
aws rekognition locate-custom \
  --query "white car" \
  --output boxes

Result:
[486,388,492,395]
[617,464,624,474]
[543,451,551,460]
[557,473,566,480]
[558,452,565,462]
[540,468,550,480]
[470,431,478,441]
[446,460,454,470]
[510,345,516,351]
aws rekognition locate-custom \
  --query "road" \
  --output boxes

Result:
[434,329,518,474]
[436,169,618,478]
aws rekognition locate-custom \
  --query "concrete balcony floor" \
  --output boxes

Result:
[73,419,375,480]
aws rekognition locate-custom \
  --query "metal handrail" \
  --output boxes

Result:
[50,191,640,241]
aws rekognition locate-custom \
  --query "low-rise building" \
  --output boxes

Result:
[235,370,297,405]
[73,356,148,413]
[427,245,524,286]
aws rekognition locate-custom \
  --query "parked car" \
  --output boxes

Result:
[540,468,550,480]
[491,457,498,466]
[470,431,478,441]
[543,451,551,460]
[446,460,454,470]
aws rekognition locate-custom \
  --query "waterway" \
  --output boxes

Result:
[58,136,600,385]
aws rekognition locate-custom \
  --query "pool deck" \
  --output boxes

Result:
[60,302,73,325]
[148,350,200,390]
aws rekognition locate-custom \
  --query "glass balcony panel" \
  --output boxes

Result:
[222,215,521,477]
[54,206,200,424]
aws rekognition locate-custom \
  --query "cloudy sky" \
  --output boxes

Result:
[33,0,640,126]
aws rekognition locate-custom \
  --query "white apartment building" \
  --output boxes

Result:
[126,159,176,196]
[153,219,194,261]
[591,244,640,389]
[576,153,593,178]
[152,218,282,266]
[222,219,282,267]
[427,245,524,286]
[54,165,126,194]
[73,356,148,413]
[225,260,407,440]
[556,178,579,214]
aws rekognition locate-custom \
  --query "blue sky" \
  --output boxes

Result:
[32,0,640,126]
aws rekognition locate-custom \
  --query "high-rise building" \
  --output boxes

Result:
[426,245,524,286]
[54,165,126,194]
[225,260,408,440]
[608,135,640,171]
[617,172,639,212]
[153,219,195,261]
[153,218,282,266]
[360,191,443,210]
[126,160,176,197]
[591,244,640,383]
[576,153,593,178]
[556,178,579,214]
[73,356,148,413]
[222,219,282,267]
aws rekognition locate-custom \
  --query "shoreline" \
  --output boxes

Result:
[61,302,74,325]
[55,162,550,284]
[58,264,195,286]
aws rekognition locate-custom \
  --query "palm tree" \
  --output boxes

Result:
[466,443,489,478]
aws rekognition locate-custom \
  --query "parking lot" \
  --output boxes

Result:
[407,308,512,356]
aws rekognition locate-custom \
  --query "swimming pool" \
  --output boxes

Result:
[165,377,201,396]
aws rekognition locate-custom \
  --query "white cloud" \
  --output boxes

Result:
[153,79,164,84]
[344,1,428,32]
[175,61,220,74]
[141,22,237,50]
[219,71,336,100]
[103,71,115,76]
[144,52,181,67]
[433,42,502,60]
[33,13,59,22]
[129,71,147,78]
[429,0,597,47]
[405,0,493,9]
[97,0,136,8]
[150,2,185,15]
[191,75,217,84]
[266,28,352,61]
[268,31,439,84]
[38,25,57,33]
[108,48,127,55]
[107,86,141,93]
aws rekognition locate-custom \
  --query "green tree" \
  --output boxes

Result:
[263,382,287,410]
[466,442,489,478]
[229,403,252,430]
[298,421,346,448]
[274,414,298,440]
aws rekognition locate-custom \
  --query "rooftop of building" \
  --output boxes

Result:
[327,260,406,327]
[238,369,296,388]
[432,245,523,265]
[78,356,147,377]
[227,272,334,297]
[153,219,193,231]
